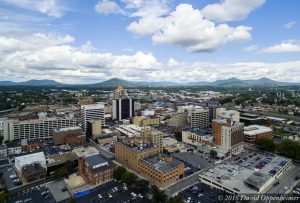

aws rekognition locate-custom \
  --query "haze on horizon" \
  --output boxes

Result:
[0,0,300,84]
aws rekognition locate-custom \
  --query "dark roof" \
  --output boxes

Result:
[84,154,108,166]
[84,154,113,173]
[189,128,211,136]
[22,163,46,176]
[6,140,21,148]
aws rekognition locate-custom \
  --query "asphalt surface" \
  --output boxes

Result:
[179,183,233,203]
[266,163,300,194]
[1,167,22,190]
[165,169,203,197]
[60,180,150,203]
[7,186,55,203]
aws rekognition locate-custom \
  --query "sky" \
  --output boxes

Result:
[0,0,300,84]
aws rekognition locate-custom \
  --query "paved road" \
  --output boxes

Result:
[266,163,300,194]
[165,171,202,197]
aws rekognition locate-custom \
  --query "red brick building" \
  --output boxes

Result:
[78,154,114,185]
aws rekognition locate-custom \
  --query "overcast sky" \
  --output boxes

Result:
[0,0,300,84]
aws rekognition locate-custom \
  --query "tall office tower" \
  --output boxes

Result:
[212,118,244,155]
[187,107,209,129]
[112,98,135,121]
[111,85,128,99]
[3,117,77,141]
[81,103,105,133]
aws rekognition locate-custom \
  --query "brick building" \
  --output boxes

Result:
[139,156,184,187]
[244,125,273,143]
[78,154,114,185]
[212,118,244,155]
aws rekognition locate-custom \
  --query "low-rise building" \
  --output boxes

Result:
[163,137,178,147]
[244,125,273,143]
[65,134,86,145]
[139,156,184,187]
[182,128,213,147]
[115,137,160,172]
[22,162,47,182]
[96,133,118,145]
[0,145,8,160]
[6,140,22,155]
[21,139,44,153]
[141,128,164,152]
[133,116,160,127]
[53,126,84,145]
[78,154,114,185]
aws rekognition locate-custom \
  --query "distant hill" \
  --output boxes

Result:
[18,79,65,86]
[0,81,18,86]
[90,78,139,87]
[0,77,299,87]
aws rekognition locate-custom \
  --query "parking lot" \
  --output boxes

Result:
[1,167,22,190]
[7,185,55,203]
[229,147,291,177]
[179,183,233,203]
[173,152,214,176]
[66,181,150,203]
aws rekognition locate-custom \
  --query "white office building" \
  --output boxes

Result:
[187,106,210,129]
[81,103,105,132]
[3,117,77,141]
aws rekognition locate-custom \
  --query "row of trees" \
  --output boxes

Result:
[255,138,300,160]
[113,166,184,203]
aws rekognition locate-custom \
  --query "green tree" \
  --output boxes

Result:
[276,140,300,160]
[133,179,150,194]
[121,172,138,186]
[167,196,184,203]
[113,166,127,181]
[69,197,77,203]
[209,149,218,159]
[53,160,77,179]
[255,138,276,152]
[151,185,167,203]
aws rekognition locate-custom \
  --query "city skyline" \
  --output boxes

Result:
[0,0,300,84]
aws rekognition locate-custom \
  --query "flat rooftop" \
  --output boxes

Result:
[47,152,78,167]
[119,138,157,151]
[139,156,182,173]
[48,180,71,202]
[244,125,272,136]
[200,162,263,194]
[187,128,211,136]
[73,146,99,158]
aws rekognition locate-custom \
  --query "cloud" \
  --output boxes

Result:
[0,33,161,83]
[3,0,63,17]
[262,41,300,54]
[122,0,171,17]
[1,33,300,84]
[243,45,259,52]
[95,0,125,15]
[201,0,266,22]
[284,21,296,29]
[128,4,252,52]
